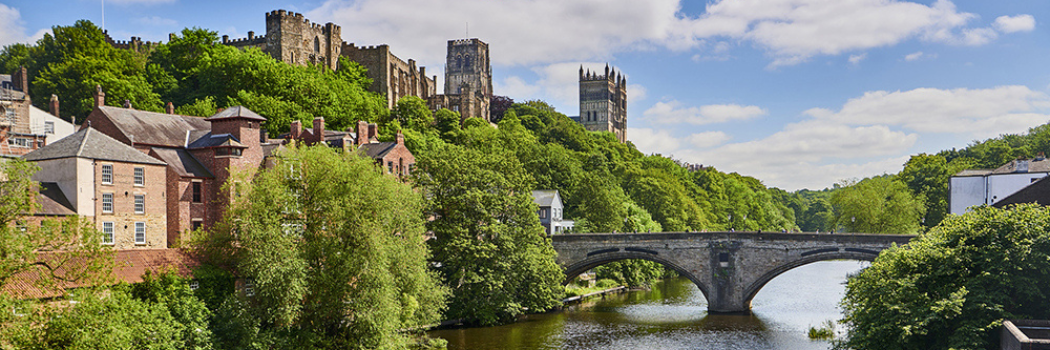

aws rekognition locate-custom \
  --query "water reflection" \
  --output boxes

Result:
[429,260,868,350]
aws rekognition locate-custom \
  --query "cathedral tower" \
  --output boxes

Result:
[442,38,492,121]
[579,64,627,143]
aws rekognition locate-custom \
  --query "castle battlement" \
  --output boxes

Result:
[343,43,390,51]
[451,38,479,46]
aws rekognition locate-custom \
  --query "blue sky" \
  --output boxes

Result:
[2,0,1049,190]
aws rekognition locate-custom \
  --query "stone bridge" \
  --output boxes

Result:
[551,231,915,314]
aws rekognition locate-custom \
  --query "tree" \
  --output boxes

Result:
[415,144,564,325]
[839,204,1050,349]
[488,95,514,123]
[830,176,925,234]
[207,145,446,348]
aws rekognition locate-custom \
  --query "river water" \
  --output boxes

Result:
[428,260,869,350]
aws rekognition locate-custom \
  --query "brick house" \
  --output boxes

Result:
[1,67,47,157]
[24,127,168,249]
[280,118,415,178]
[84,87,277,247]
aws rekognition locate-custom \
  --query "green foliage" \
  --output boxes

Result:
[839,204,1050,349]
[808,320,836,340]
[174,97,218,117]
[415,144,564,325]
[209,145,447,348]
[593,259,664,288]
[130,270,214,349]
[899,154,978,229]
[830,176,925,234]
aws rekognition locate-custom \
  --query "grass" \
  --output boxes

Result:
[808,320,836,340]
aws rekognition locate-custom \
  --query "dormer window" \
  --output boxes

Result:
[215,147,243,158]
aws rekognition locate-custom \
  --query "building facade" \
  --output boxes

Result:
[342,44,437,109]
[24,127,169,249]
[531,190,574,235]
[578,64,627,143]
[428,38,492,122]
[1,67,47,157]
[223,10,341,70]
[950,157,1050,214]
[281,118,415,178]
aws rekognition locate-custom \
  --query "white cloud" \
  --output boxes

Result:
[994,14,1036,33]
[645,101,767,125]
[135,16,178,27]
[687,131,731,148]
[805,86,1050,138]
[627,84,647,102]
[628,128,682,156]
[0,4,48,47]
[849,53,866,65]
[309,0,1009,68]
[493,76,541,101]
[904,51,925,61]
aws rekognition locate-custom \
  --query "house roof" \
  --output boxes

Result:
[96,106,210,147]
[953,169,994,177]
[23,127,166,165]
[531,190,559,207]
[358,142,397,159]
[35,182,75,216]
[205,106,266,121]
[993,176,1050,208]
[187,133,245,149]
[2,249,200,299]
[991,158,1050,175]
[150,147,214,178]
[0,87,26,100]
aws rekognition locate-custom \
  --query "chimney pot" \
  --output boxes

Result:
[49,94,60,118]
[123,99,132,109]
[93,85,105,108]
[165,102,175,114]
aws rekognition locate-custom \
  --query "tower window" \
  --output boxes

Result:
[314,37,320,53]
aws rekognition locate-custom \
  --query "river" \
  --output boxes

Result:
[428,260,869,350]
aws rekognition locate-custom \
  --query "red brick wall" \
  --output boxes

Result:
[93,161,167,249]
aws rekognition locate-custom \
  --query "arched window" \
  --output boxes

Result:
[314,37,321,53]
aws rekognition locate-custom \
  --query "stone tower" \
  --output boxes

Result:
[263,10,342,70]
[443,38,491,121]
[579,64,627,143]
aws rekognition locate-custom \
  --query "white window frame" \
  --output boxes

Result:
[134,194,145,214]
[134,222,146,244]
[101,193,113,213]
[102,222,114,244]
[134,167,144,186]
[44,121,54,134]
[101,164,113,184]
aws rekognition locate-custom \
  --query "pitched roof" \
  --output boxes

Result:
[531,190,559,207]
[205,106,266,121]
[187,133,245,149]
[96,106,210,147]
[35,182,75,216]
[150,147,214,178]
[991,158,1050,174]
[23,127,166,165]
[358,142,397,159]
[2,249,200,299]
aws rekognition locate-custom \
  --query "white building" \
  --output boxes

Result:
[531,190,575,234]
[29,104,75,145]
[949,157,1050,214]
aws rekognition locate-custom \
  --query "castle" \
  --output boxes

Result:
[579,64,627,143]
[220,10,491,122]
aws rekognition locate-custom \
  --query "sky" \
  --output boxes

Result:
[2,0,1049,191]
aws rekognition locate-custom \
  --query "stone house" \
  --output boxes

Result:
[280,118,415,178]
[1,67,47,157]
[84,87,277,247]
[531,190,574,235]
[23,127,168,249]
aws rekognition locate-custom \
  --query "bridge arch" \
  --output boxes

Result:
[562,251,709,302]
[740,251,878,309]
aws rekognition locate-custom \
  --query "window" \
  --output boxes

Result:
[134,167,144,186]
[387,161,394,174]
[539,209,547,218]
[189,280,200,290]
[244,279,255,297]
[101,164,113,184]
[102,193,113,213]
[44,121,54,134]
[191,220,203,231]
[134,195,145,214]
[192,182,202,203]
[102,222,114,244]
[134,222,146,244]
[215,147,242,157]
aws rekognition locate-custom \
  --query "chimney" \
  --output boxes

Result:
[290,120,302,140]
[49,94,60,118]
[356,120,368,146]
[248,31,254,40]
[93,85,105,107]
[396,130,404,145]
[260,128,269,143]
[312,117,325,144]
[367,123,378,143]
[123,99,132,109]
[12,66,28,93]
[165,102,175,114]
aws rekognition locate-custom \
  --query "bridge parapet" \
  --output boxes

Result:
[551,231,916,314]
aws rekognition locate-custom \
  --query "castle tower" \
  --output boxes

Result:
[263,10,342,70]
[579,64,627,143]
[444,38,492,121]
